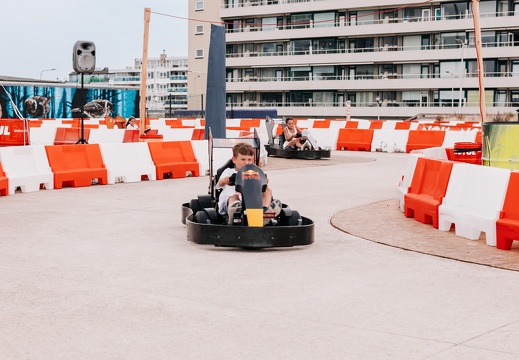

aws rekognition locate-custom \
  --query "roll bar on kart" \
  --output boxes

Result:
[207,127,261,199]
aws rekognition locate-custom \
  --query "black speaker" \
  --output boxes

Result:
[73,41,96,74]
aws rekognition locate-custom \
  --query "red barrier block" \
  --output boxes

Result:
[336,128,374,151]
[0,162,8,196]
[147,141,200,179]
[404,157,454,228]
[496,171,519,250]
[406,130,446,152]
[54,127,90,145]
[45,144,107,189]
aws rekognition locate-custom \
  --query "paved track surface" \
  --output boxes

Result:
[2,151,519,359]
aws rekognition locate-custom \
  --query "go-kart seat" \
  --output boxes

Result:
[214,158,235,204]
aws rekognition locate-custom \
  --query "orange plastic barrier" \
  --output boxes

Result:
[165,119,185,128]
[404,157,454,228]
[474,131,482,144]
[123,129,140,143]
[452,142,482,165]
[147,141,200,179]
[0,119,30,146]
[496,171,519,250]
[54,127,90,145]
[240,119,261,128]
[369,120,384,129]
[406,130,446,152]
[0,162,8,196]
[28,120,43,128]
[191,128,205,140]
[395,122,412,130]
[344,121,358,129]
[313,119,331,128]
[45,144,107,189]
[140,130,163,142]
[336,128,374,151]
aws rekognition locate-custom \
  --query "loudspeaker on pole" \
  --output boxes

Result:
[73,41,96,74]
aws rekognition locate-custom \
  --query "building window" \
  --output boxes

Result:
[195,49,204,59]
[195,1,204,11]
[195,25,204,35]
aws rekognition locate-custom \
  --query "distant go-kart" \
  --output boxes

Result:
[264,117,331,160]
[181,129,314,249]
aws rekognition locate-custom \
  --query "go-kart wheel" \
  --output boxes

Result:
[286,210,302,226]
[195,210,212,224]
[198,195,213,209]
[189,199,202,215]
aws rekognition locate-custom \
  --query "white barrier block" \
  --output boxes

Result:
[161,128,194,141]
[442,130,477,148]
[356,120,371,129]
[308,128,339,150]
[438,164,511,246]
[99,142,156,184]
[380,121,396,130]
[410,147,448,160]
[371,129,409,153]
[409,122,420,130]
[29,127,57,145]
[396,154,421,212]
[0,145,54,194]
[191,140,209,176]
[225,119,241,127]
[88,129,125,143]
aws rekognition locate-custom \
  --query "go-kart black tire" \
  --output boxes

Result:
[189,199,202,215]
[286,210,302,226]
[195,210,213,224]
[198,195,213,209]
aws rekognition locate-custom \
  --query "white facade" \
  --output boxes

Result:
[189,0,519,119]
[109,52,189,115]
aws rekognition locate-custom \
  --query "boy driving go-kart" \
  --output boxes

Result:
[216,142,282,225]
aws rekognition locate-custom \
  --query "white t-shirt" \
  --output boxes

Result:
[215,167,240,215]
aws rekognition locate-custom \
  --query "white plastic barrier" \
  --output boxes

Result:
[191,140,209,176]
[381,121,397,130]
[88,129,125,143]
[371,129,409,153]
[441,129,477,148]
[438,163,511,246]
[29,126,57,145]
[99,142,156,184]
[356,120,371,129]
[0,145,54,194]
[308,128,339,150]
[161,128,194,141]
[396,154,420,212]
[410,146,448,160]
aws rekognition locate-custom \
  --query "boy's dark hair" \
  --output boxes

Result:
[285,117,294,124]
[232,142,254,158]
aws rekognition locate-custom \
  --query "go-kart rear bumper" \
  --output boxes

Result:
[182,204,314,248]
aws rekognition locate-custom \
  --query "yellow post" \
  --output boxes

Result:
[471,0,486,123]
[139,8,151,135]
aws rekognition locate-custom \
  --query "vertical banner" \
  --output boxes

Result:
[205,24,227,139]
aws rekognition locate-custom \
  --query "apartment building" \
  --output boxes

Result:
[189,0,519,119]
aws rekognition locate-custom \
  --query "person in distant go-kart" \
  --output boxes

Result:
[283,117,312,150]
[216,142,282,225]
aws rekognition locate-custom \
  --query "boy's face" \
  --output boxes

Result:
[286,120,295,129]
[233,153,254,171]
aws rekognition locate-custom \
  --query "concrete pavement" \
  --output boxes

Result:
[1,151,519,359]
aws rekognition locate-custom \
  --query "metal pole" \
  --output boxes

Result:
[456,39,465,107]
[471,0,486,123]
[139,8,151,135]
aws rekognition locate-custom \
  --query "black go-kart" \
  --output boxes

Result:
[264,116,331,160]
[181,128,314,249]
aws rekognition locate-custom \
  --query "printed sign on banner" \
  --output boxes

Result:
[0,120,30,146]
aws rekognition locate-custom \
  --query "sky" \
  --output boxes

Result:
[0,0,188,81]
